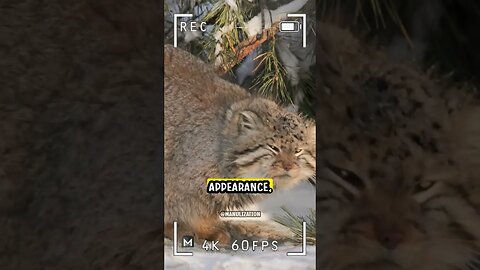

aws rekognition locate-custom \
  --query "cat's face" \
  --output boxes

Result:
[318,137,480,270]
[221,98,316,189]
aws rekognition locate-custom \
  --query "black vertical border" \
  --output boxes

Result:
[314,8,320,269]
[159,0,165,267]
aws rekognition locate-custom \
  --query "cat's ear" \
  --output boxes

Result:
[237,110,262,133]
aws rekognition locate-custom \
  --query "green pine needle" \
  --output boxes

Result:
[273,206,316,245]
[166,0,313,109]
[204,0,249,66]
[251,39,292,103]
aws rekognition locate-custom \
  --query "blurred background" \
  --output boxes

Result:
[319,0,480,85]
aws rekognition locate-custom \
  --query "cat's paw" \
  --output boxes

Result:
[191,219,232,246]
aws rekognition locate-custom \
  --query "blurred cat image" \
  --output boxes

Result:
[316,23,480,270]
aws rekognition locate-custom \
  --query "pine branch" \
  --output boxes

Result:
[216,22,280,75]
[273,207,316,245]
[251,38,291,102]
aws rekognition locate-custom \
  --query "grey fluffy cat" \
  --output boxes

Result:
[164,45,316,244]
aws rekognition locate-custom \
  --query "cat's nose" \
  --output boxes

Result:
[377,230,404,250]
[281,161,293,171]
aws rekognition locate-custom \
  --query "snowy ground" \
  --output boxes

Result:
[164,181,316,269]
[164,241,316,270]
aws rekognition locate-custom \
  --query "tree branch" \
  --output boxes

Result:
[216,23,280,75]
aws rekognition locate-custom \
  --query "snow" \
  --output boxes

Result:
[234,48,259,85]
[213,23,234,67]
[215,180,315,224]
[245,0,309,38]
[164,242,316,270]
[276,40,300,86]
[184,30,202,43]
[164,181,316,269]
[225,0,238,11]
[246,180,315,219]
[237,0,312,91]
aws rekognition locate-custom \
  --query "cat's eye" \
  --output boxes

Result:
[267,144,280,153]
[295,148,304,156]
[414,180,436,193]
[326,163,365,190]
[413,180,441,203]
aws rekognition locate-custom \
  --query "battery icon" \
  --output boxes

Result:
[279,21,300,32]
